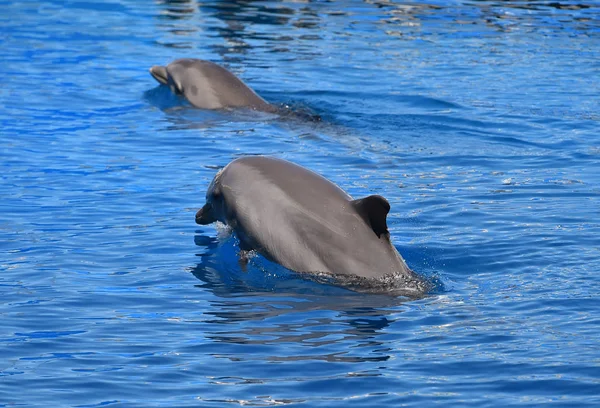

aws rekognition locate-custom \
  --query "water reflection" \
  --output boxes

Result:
[154,0,599,52]
[154,0,325,58]
[198,0,323,60]
[189,231,409,361]
[369,0,598,35]
[154,0,199,48]
[200,1,296,26]
[155,0,196,21]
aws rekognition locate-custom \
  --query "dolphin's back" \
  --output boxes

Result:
[217,157,409,278]
[167,59,273,111]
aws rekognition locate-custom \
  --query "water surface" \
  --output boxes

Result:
[1,0,599,406]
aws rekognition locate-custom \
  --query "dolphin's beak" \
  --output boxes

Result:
[149,65,169,85]
[196,203,216,225]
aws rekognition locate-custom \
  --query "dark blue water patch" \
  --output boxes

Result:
[191,233,353,297]
[144,85,186,110]
[13,331,86,340]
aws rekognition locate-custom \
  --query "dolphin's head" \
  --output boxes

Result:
[196,169,225,225]
[149,64,184,96]
[150,58,273,111]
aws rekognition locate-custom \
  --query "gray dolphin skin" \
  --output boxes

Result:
[196,156,428,295]
[149,58,276,112]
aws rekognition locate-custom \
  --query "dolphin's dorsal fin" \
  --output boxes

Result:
[351,195,391,238]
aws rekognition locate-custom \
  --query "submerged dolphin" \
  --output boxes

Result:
[150,58,276,112]
[195,156,428,295]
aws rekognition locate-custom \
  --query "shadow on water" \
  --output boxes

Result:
[145,83,322,118]
[191,230,370,297]
[143,83,266,120]
[191,228,439,297]
[143,86,324,139]
[189,232,412,353]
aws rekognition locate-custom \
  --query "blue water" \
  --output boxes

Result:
[1,0,599,406]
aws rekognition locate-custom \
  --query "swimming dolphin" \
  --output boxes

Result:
[195,156,428,295]
[150,58,276,112]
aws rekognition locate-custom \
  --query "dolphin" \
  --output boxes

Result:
[150,58,276,112]
[195,156,428,295]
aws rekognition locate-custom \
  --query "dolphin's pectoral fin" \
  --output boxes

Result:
[351,195,391,238]
[195,203,217,225]
[149,65,169,85]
